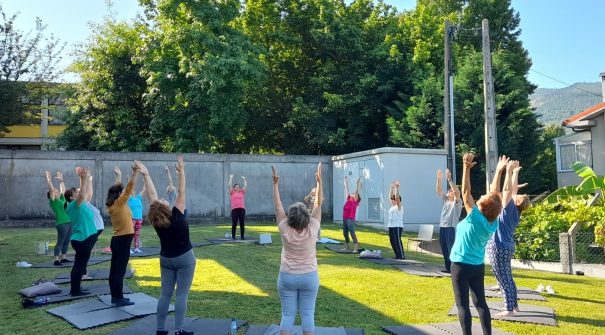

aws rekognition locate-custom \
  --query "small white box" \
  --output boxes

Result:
[259,233,272,245]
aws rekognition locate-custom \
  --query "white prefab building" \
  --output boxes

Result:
[332,147,447,232]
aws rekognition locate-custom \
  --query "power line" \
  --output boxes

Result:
[529,69,603,98]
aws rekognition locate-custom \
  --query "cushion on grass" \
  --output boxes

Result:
[19,282,62,298]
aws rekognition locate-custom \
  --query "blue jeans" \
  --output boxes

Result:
[277,271,320,332]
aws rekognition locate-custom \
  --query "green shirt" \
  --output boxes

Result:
[66,200,97,241]
[49,194,70,225]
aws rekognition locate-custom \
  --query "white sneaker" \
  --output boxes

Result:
[545,285,555,294]
[130,249,134,255]
[16,261,32,268]
[536,283,545,293]
[134,248,142,253]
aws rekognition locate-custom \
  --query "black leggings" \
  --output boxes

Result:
[451,262,491,335]
[231,208,246,239]
[388,227,405,259]
[109,234,134,299]
[70,234,97,295]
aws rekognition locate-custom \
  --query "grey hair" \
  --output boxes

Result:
[287,202,310,230]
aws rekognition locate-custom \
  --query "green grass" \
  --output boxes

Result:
[1,222,605,334]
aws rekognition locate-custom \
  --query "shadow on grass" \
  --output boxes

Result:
[557,315,605,328]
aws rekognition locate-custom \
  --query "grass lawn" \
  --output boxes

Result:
[1,222,605,335]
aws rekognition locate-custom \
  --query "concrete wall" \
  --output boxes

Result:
[0,150,332,223]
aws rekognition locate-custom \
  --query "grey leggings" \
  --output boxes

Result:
[157,249,196,332]
[54,223,72,257]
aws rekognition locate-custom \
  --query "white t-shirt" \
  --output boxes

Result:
[85,202,104,231]
[387,205,404,228]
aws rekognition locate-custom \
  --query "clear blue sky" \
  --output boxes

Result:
[2,0,604,88]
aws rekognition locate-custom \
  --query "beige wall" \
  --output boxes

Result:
[591,114,605,175]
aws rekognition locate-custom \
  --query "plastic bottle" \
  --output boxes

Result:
[34,297,49,304]
[230,318,237,335]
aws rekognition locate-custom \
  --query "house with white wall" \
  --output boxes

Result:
[555,72,605,187]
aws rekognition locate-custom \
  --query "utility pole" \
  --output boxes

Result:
[482,19,498,190]
[443,20,457,183]
[40,96,49,151]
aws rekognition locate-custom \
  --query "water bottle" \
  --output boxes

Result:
[230,318,237,335]
[34,296,49,305]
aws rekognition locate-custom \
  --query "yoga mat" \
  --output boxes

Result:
[447,300,556,326]
[208,237,260,244]
[325,245,358,254]
[31,283,132,304]
[48,292,173,329]
[181,318,247,335]
[483,288,546,301]
[317,237,342,244]
[245,324,355,335]
[382,322,514,335]
[393,264,450,278]
[107,315,196,335]
[192,241,212,248]
[53,267,134,284]
[29,256,111,268]
[361,258,423,266]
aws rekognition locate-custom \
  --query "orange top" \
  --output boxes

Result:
[108,178,135,236]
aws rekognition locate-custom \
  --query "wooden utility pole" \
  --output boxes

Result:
[482,19,498,190]
[443,20,456,182]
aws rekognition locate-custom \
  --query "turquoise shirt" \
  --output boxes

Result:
[127,194,143,220]
[66,201,97,241]
[449,206,499,265]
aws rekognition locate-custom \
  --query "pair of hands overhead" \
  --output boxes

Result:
[463,153,527,189]
[436,168,452,181]
[110,156,185,176]
[272,163,322,184]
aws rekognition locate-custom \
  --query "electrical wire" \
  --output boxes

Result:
[530,69,603,98]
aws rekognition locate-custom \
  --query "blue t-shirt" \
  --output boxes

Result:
[66,201,97,241]
[127,194,143,220]
[492,200,520,249]
[450,206,499,265]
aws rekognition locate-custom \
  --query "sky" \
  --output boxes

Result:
[1,0,604,89]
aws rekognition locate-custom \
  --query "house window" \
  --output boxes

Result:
[558,141,592,171]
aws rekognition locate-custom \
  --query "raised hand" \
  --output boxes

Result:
[315,162,322,182]
[395,180,400,188]
[463,153,476,169]
[271,166,279,184]
[445,169,452,181]
[176,155,184,174]
[45,170,52,180]
[496,155,509,172]
[55,171,64,182]
[76,166,86,177]
[113,166,121,175]
[437,169,443,179]
[134,161,149,175]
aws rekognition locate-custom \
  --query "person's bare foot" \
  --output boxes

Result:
[496,310,516,317]
[513,307,520,313]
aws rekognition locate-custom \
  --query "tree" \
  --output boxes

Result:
[0,5,65,135]
[58,20,152,151]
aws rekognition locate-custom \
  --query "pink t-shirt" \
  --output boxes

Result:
[278,218,320,274]
[230,190,246,209]
[342,196,360,220]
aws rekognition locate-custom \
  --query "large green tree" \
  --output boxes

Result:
[58,20,152,151]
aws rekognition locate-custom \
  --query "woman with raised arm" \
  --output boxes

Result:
[273,163,322,335]
[85,175,105,240]
[228,174,248,240]
[341,176,361,252]
[449,153,504,335]
[46,171,72,266]
[128,182,146,254]
[106,166,139,307]
[66,167,98,297]
[487,160,530,316]
[387,180,405,260]
[136,157,195,335]
[436,168,462,273]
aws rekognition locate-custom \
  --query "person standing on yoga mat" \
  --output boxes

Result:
[46,170,73,266]
[486,158,530,317]
[272,163,323,335]
[128,181,146,254]
[66,167,97,296]
[387,180,405,260]
[342,176,361,252]
[136,157,195,335]
[106,166,139,307]
[449,152,503,335]
[436,168,462,273]
[228,174,247,240]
